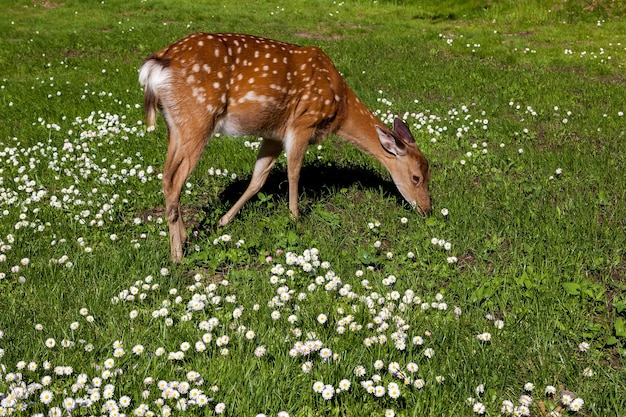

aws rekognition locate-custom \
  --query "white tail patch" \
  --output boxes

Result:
[138,60,171,92]
[139,60,172,128]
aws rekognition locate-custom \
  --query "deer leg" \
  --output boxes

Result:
[285,129,313,220]
[219,138,283,227]
[163,125,209,263]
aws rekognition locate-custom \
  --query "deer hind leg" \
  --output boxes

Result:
[162,121,211,263]
[219,138,283,227]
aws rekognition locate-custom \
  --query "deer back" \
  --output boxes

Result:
[140,33,349,144]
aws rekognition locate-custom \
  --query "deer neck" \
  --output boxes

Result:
[336,88,394,166]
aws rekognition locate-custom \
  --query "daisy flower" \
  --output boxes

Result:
[520,394,532,406]
[354,365,366,377]
[476,332,491,342]
[313,381,325,393]
[387,382,400,399]
[473,403,486,414]
[569,398,584,412]
[338,379,351,391]
[561,394,573,406]
[119,396,131,408]
[412,334,425,345]
[501,400,514,414]
[321,388,334,400]
[319,348,332,360]
[40,390,53,404]
[62,397,76,411]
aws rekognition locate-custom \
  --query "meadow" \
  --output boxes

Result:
[1,0,625,416]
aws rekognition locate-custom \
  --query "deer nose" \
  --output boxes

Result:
[416,203,431,217]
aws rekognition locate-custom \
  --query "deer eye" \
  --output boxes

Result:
[412,175,422,185]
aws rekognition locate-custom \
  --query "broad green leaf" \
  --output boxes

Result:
[562,282,580,296]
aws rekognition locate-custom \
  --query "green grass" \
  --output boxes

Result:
[1,0,625,416]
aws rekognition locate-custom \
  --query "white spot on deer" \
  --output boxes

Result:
[203,64,211,73]
[193,88,207,104]
[213,82,220,90]
[248,77,255,84]
[214,48,220,57]
[186,75,196,85]
[192,63,200,73]
[238,91,267,104]
[198,40,204,47]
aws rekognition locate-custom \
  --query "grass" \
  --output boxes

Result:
[1,0,625,416]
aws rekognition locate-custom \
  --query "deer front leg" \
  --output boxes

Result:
[219,139,283,227]
[285,129,312,220]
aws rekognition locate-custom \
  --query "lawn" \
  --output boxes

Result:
[0,0,625,416]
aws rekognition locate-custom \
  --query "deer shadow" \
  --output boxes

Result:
[197,162,405,229]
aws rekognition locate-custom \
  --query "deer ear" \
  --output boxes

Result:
[393,118,416,144]
[376,126,407,156]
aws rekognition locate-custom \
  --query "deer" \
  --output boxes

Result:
[139,33,431,263]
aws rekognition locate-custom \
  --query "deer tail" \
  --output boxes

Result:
[138,57,170,129]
